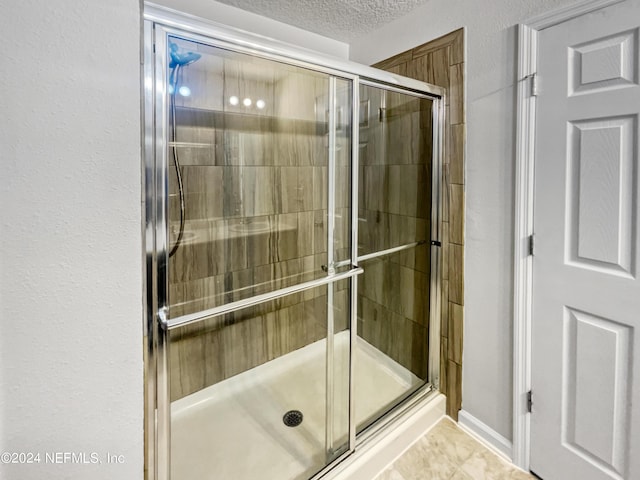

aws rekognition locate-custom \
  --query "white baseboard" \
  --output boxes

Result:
[457,409,513,461]
[325,392,446,480]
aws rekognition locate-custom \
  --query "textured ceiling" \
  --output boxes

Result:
[214,0,433,42]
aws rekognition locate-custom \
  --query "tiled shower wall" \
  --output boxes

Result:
[374,29,466,419]
[166,48,443,404]
[167,60,351,401]
[356,86,433,381]
[168,64,333,316]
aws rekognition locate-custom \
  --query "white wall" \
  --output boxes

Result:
[0,1,143,479]
[149,0,350,58]
[350,0,578,442]
[0,1,350,478]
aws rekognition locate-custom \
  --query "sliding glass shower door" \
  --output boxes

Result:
[144,17,444,480]
[166,37,353,316]
[155,32,357,480]
[355,84,434,433]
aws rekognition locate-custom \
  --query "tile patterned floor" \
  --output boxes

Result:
[375,418,536,480]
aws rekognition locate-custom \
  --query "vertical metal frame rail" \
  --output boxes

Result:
[325,76,337,457]
[356,79,444,390]
[348,76,360,453]
[152,24,171,480]
[428,94,445,389]
[144,14,445,480]
[142,20,156,480]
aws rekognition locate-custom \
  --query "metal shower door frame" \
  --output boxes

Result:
[143,6,445,480]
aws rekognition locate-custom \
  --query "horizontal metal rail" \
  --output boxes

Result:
[358,241,426,262]
[333,241,426,269]
[163,242,422,330]
[160,265,364,331]
[359,79,441,100]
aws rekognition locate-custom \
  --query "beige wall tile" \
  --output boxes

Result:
[450,183,464,245]
[277,167,299,213]
[427,48,451,91]
[386,62,408,77]
[297,166,314,211]
[297,211,315,258]
[410,322,429,379]
[180,166,224,221]
[372,49,413,70]
[450,124,465,185]
[441,279,449,337]
[442,161,450,221]
[174,125,217,166]
[407,53,429,86]
[242,167,276,216]
[244,218,271,267]
[441,225,450,281]
[448,302,464,364]
[449,29,465,66]
[171,331,206,400]
[312,166,327,211]
[411,31,459,59]
[450,63,464,125]
[440,340,448,393]
[399,166,419,217]
[313,209,327,255]
[203,328,225,388]
[449,243,464,305]
[447,360,462,418]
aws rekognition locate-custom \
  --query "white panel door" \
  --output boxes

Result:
[531,1,640,479]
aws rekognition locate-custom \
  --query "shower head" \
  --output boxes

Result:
[169,42,202,68]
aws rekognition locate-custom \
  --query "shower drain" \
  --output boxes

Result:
[283,410,303,427]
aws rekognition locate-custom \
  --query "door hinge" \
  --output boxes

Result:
[527,390,533,413]
[526,73,539,97]
[528,234,534,256]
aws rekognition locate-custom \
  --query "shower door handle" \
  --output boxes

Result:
[163,265,364,331]
[157,307,169,330]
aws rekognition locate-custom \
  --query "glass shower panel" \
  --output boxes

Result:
[332,78,353,269]
[355,84,433,432]
[166,36,352,319]
[169,280,351,480]
[357,86,432,257]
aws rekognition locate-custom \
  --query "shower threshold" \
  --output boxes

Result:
[170,332,424,480]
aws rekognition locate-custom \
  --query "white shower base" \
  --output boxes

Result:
[171,331,423,480]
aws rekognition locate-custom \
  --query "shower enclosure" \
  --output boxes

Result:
[144,7,444,480]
